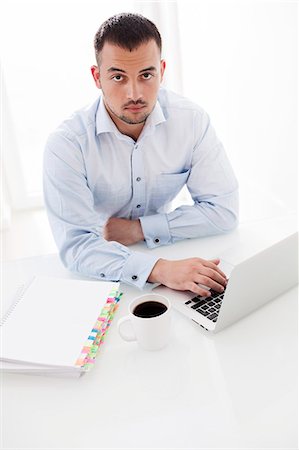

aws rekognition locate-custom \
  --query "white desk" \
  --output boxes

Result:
[2,215,298,449]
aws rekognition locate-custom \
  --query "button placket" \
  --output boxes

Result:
[131,143,145,219]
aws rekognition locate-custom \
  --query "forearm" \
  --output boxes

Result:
[167,196,239,239]
[103,217,144,245]
[60,229,159,289]
[140,189,239,249]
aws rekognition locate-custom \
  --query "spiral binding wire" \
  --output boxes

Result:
[0,278,34,326]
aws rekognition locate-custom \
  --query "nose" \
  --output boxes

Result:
[126,80,142,102]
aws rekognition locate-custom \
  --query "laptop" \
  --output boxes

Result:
[153,232,298,333]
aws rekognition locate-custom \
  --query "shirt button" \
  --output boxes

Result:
[100,273,105,278]
[132,275,138,281]
[154,238,160,244]
[136,204,141,208]
[136,177,141,182]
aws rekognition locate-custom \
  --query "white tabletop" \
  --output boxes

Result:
[1,215,298,449]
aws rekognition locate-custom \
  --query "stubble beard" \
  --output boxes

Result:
[103,94,152,125]
[118,111,150,125]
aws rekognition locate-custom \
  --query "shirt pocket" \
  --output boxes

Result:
[150,169,191,208]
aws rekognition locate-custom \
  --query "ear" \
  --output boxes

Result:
[91,65,101,89]
[160,59,166,83]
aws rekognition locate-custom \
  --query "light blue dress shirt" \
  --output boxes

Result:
[43,88,238,289]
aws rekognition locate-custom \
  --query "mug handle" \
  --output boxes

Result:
[117,316,137,342]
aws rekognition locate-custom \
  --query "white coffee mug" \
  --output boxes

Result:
[117,294,171,351]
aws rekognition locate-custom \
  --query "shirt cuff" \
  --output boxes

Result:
[139,214,171,249]
[120,251,161,290]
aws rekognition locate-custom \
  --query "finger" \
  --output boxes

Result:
[210,258,220,264]
[194,258,227,280]
[200,266,227,286]
[194,274,225,293]
[187,282,211,297]
[204,259,227,279]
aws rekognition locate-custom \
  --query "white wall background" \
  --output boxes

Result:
[1,0,298,226]
[0,0,136,210]
[178,0,298,222]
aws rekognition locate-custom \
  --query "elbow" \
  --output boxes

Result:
[58,232,93,274]
[59,244,80,273]
[208,190,239,234]
[219,210,239,233]
[216,194,239,233]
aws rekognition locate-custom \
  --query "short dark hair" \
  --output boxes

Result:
[94,13,162,64]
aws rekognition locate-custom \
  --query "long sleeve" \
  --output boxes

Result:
[43,90,238,281]
[43,132,159,289]
[139,113,239,248]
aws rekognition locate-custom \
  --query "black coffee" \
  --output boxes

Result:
[133,301,167,318]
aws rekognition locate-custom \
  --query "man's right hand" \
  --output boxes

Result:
[148,257,227,297]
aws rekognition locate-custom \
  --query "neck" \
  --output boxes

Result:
[114,120,144,141]
[104,101,145,141]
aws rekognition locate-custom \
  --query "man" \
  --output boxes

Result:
[43,13,238,298]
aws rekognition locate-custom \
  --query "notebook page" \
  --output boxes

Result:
[1,276,118,368]
[0,360,82,378]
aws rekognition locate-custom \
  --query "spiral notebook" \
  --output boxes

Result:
[0,276,122,377]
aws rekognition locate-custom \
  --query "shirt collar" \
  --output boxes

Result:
[95,95,166,137]
[144,100,166,128]
[96,96,119,135]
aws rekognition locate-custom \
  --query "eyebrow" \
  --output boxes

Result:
[107,66,157,73]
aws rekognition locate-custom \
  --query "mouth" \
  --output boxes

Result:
[124,105,147,113]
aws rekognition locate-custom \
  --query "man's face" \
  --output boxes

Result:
[91,40,165,129]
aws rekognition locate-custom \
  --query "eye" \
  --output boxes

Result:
[142,73,153,80]
[112,74,123,82]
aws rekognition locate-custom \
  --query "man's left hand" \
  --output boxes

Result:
[103,217,144,246]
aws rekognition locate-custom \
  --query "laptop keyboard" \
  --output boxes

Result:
[184,287,226,323]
